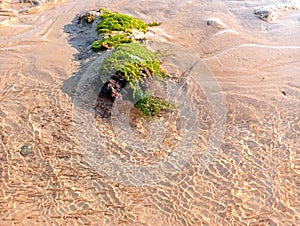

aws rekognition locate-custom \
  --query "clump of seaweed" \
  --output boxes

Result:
[146,22,162,27]
[96,8,148,34]
[134,91,175,116]
[92,34,133,51]
[100,43,167,89]
[88,9,173,117]
[99,43,173,116]
[91,9,161,50]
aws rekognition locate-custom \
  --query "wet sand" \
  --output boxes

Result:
[0,0,300,225]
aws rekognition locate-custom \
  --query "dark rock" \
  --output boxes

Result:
[99,79,122,101]
[99,71,129,101]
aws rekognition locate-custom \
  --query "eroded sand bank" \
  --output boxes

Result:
[0,0,299,225]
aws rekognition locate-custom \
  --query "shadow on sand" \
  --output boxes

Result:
[61,13,114,118]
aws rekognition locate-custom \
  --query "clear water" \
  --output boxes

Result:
[0,0,299,225]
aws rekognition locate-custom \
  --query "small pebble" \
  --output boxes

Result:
[19,143,33,156]
[207,17,228,29]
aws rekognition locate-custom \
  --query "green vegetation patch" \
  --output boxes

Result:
[99,43,173,116]
[146,22,162,27]
[92,34,133,51]
[134,91,175,117]
[97,9,148,34]
[94,9,171,117]
[100,43,167,90]
[91,9,162,50]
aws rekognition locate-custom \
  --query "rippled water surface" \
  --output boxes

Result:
[0,0,299,225]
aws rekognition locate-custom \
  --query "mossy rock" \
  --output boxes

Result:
[100,43,167,90]
[99,43,173,116]
[94,9,171,117]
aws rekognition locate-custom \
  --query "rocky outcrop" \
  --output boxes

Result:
[254,2,299,21]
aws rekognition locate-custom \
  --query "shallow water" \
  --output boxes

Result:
[0,0,299,225]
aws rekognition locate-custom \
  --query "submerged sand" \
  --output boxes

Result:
[0,0,299,225]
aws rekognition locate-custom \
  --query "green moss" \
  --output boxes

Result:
[100,43,167,90]
[92,34,133,51]
[97,9,148,34]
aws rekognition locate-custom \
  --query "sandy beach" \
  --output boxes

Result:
[0,0,299,225]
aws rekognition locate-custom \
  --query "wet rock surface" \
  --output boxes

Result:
[253,2,299,21]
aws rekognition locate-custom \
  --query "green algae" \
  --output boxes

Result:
[92,34,133,51]
[135,96,174,116]
[146,22,162,27]
[133,90,175,117]
[100,43,167,90]
[94,9,173,116]
[99,43,173,116]
[91,9,162,50]
[97,9,148,34]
